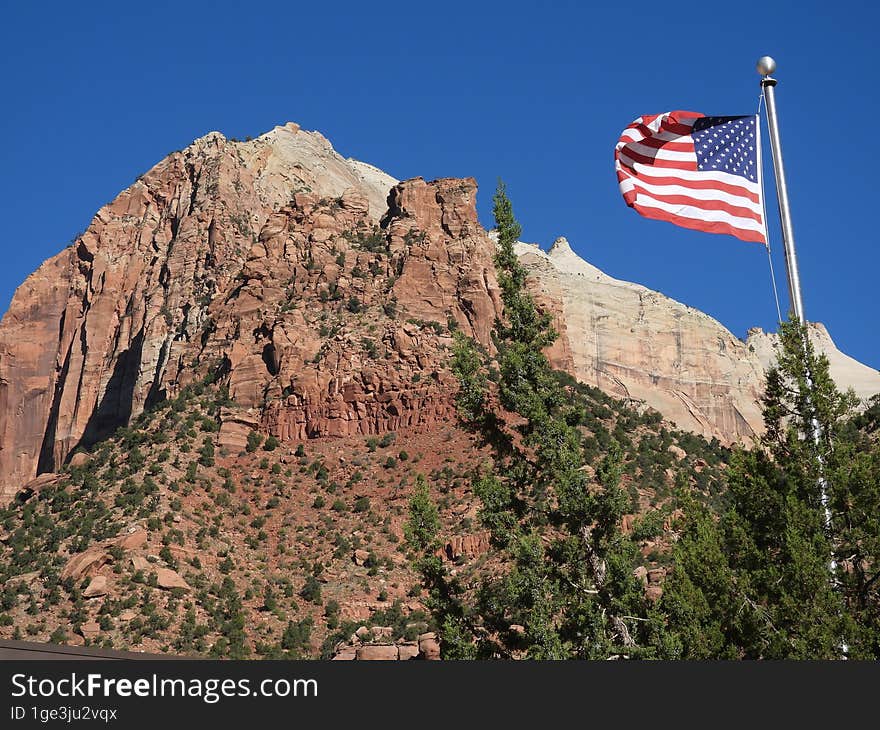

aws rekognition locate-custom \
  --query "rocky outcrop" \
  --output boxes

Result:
[517,237,767,443]
[330,631,440,660]
[0,124,502,500]
[61,546,110,583]
[517,238,880,443]
[83,575,109,598]
[59,526,151,582]
[441,532,491,562]
[218,175,501,442]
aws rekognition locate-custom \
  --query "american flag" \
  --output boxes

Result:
[615,111,766,244]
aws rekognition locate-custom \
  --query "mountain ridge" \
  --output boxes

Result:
[1,121,878,503]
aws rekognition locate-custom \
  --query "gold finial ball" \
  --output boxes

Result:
[756,56,777,76]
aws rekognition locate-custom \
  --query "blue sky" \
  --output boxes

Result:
[2,1,877,368]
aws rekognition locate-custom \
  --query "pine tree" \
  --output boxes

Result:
[658,317,880,658]
[432,181,652,658]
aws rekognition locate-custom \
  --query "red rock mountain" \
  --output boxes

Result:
[1,122,878,502]
[0,123,501,502]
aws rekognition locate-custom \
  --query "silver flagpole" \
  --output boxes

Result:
[757,56,806,322]
[757,56,846,654]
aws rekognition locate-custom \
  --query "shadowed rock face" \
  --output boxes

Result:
[2,122,878,502]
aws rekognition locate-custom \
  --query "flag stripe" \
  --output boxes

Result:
[617,159,761,199]
[630,201,767,243]
[623,180,763,221]
[616,168,760,203]
[624,141,696,163]
[615,110,766,244]
[621,126,685,144]
[634,191,763,223]
[617,147,697,170]
[630,136,694,152]
[633,196,765,234]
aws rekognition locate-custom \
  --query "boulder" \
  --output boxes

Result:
[442,532,491,562]
[79,621,101,640]
[668,444,687,460]
[418,632,441,660]
[61,546,108,582]
[68,452,91,468]
[398,643,420,660]
[155,568,190,591]
[115,529,148,551]
[355,645,399,661]
[83,575,109,598]
[647,568,667,585]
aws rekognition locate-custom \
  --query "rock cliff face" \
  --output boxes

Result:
[1,122,878,501]
[517,238,767,443]
[0,123,501,501]
[516,238,880,443]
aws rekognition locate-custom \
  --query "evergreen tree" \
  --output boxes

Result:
[417,181,653,658]
[658,317,880,658]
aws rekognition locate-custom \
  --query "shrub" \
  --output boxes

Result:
[281,617,314,655]
[353,496,370,513]
[246,431,264,453]
[630,510,665,542]
[49,627,68,644]
[263,435,280,452]
[199,438,215,467]
[300,576,322,604]
[362,338,379,359]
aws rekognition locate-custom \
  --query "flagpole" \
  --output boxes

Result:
[757,56,846,654]
[756,56,806,322]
